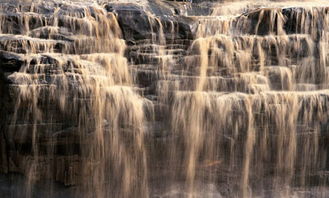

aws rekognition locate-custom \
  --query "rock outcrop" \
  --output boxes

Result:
[0,0,329,197]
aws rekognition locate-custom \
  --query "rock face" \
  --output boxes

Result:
[0,0,329,197]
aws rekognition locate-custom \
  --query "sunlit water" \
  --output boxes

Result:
[0,0,329,197]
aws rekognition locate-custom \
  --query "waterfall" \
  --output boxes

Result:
[0,0,328,198]
[0,1,151,197]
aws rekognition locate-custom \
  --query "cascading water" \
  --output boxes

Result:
[0,0,328,198]
[0,1,150,197]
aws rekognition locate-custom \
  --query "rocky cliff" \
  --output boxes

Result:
[0,0,329,197]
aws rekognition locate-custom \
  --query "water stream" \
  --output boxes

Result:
[0,0,328,197]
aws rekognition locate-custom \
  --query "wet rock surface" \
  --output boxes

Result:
[0,0,329,197]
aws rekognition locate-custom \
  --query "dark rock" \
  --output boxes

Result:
[110,3,194,43]
[0,51,24,74]
[0,0,329,196]
[114,5,154,41]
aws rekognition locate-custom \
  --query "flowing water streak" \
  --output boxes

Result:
[1,0,329,197]
[168,1,329,197]
[2,1,150,197]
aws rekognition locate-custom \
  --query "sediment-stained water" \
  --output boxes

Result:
[0,0,328,198]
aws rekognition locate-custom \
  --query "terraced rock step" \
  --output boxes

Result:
[0,0,329,198]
